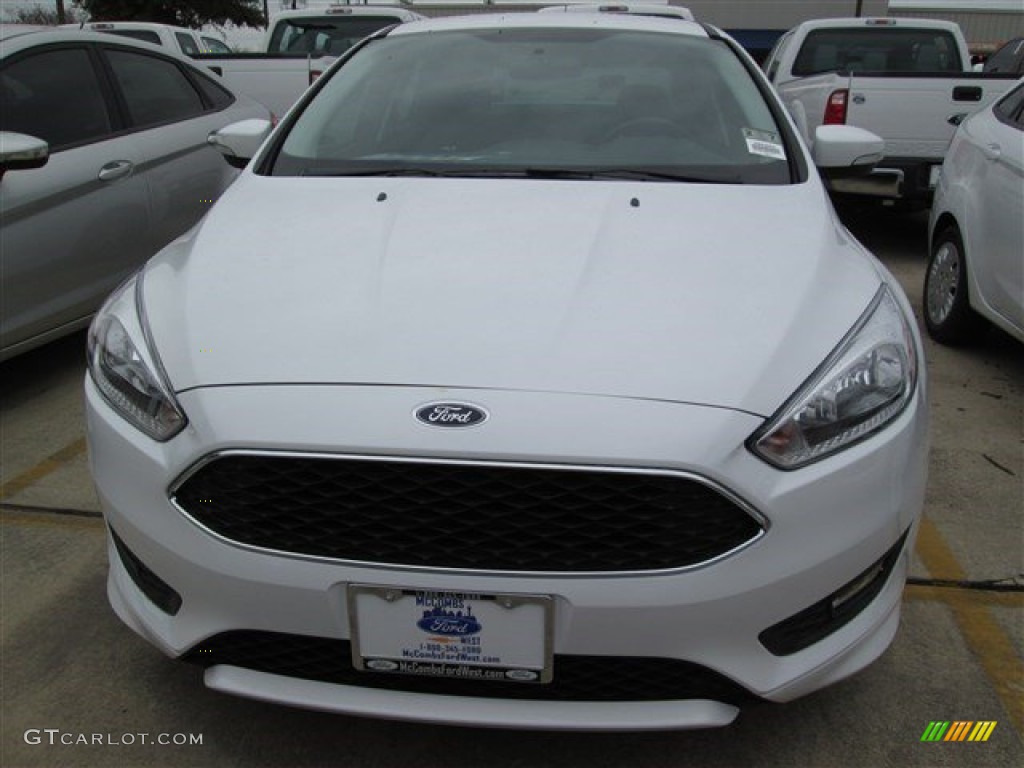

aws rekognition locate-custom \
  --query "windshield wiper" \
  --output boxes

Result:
[302,168,451,177]
[523,168,741,184]
[301,167,740,183]
[303,167,545,178]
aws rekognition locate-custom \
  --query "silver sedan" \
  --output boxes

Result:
[0,26,269,361]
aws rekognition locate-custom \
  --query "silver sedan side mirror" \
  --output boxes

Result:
[0,132,49,177]
[208,119,273,170]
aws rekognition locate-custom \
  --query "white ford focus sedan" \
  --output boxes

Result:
[86,13,928,730]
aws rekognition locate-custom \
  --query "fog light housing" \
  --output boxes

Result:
[110,527,182,616]
[759,530,908,656]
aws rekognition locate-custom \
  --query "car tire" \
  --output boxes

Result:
[924,227,986,345]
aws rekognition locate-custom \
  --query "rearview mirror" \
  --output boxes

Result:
[208,119,273,170]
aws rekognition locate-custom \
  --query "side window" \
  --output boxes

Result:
[993,84,1024,129]
[175,32,200,56]
[983,38,1024,74]
[106,49,205,128]
[189,69,235,110]
[764,32,792,82]
[202,36,232,54]
[0,47,112,150]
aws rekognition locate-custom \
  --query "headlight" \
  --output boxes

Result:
[749,286,918,469]
[88,272,186,441]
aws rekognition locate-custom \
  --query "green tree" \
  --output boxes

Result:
[74,0,266,28]
[8,3,81,24]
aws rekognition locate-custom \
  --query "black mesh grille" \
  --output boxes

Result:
[183,630,760,706]
[172,455,762,572]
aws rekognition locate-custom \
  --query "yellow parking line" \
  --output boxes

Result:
[0,437,87,500]
[0,507,103,530]
[913,516,1023,734]
[905,584,1023,608]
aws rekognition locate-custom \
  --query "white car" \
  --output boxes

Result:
[925,78,1024,345]
[86,14,927,730]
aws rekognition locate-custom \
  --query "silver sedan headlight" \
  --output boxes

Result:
[87,273,186,442]
[750,286,918,469]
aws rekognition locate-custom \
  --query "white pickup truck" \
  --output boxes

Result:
[195,6,423,116]
[262,5,424,56]
[763,17,1019,204]
[193,53,338,118]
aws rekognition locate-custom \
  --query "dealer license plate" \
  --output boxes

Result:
[348,586,554,684]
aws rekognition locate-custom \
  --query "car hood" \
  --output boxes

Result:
[144,175,882,417]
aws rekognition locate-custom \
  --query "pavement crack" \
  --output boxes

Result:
[0,502,102,519]
[907,575,1024,593]
[981,453,1016,476]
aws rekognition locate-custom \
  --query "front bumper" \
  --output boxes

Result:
[86,379,927,730]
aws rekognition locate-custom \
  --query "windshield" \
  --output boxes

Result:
[270,28,793,185]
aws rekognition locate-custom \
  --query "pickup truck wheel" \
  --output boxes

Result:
[924,228,986,345]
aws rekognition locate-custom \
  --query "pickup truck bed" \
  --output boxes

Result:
[193,53,336,117]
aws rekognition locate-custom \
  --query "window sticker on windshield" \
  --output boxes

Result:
[743,128,786,160]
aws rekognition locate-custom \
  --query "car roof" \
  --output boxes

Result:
[2,27,168,48]
[0,24,51,42]
[388,12,709,38]
[0,27,224,72]
[538,4,696,21]
[795,16,964,33]
[273,6,423,22]
[62,21,197,34]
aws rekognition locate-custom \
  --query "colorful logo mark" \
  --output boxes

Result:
[920,721,997,742]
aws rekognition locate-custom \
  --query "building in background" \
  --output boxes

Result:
[7,1,1020,56]
[888,0,1024,54]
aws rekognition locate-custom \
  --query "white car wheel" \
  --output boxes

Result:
[924,228,985,344]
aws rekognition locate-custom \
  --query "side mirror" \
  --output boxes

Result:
[813,125,884,177]
[0,132,49,177]
[207,119,273,170]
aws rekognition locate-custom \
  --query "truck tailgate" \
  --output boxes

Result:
[845,74,1018,160]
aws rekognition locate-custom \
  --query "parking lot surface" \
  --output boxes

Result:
[1,208,1021,767]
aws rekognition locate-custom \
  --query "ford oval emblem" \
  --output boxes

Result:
[415,402,488,428]
[417,606,483,636]
[505,669,539,682]
[366,659,398,672]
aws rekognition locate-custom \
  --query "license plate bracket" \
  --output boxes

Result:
[348,585,554,684]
